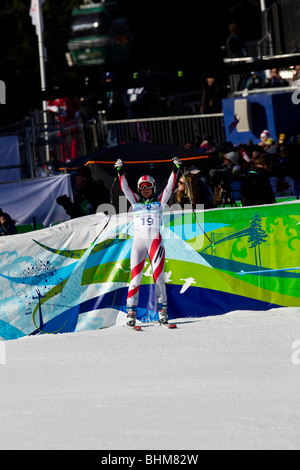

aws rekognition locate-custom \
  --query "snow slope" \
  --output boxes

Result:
[1,307,300,450]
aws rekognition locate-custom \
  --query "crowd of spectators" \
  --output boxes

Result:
[183,130,300,210]
[236,68,291,92]
[224,22,298,93]
[51,127,300,226]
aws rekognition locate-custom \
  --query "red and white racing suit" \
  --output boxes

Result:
[119,172,177,311]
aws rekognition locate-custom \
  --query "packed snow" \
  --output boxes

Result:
[1,307,300,450]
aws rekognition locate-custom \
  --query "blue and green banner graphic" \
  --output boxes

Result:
[1,201,300,340]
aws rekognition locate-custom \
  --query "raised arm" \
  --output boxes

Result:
[114,159,139,206]
[158,157,183,206]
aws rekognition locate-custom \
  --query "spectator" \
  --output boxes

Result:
[238,144,252,165]
[124,72,151,119]
[210,150,242,180]
[56,166,108,219]
[226,23,247,58]
[47,89,81,161]
[198,139,210,152]
[200,78,222,114]
[238,72,262,91]
[79,76,98,121]
[263,69,289,88]
[278,133,287,145]
[0,208,17,236]
[223,150,242,177]
[47,148,60,175]
[170,173,200,210]
[241,153,276,206]
[223,151,243,202]
[47,92,80,123]
[184,142,194,150]
[272,141,289,175]
[209,150,243,206]
[197,135,217,154]
[289,135,300,146]
[237,144,252,176]
[187,166,214,209]
[259,130,272,147]
[264,139,278,156]
[286,142,300,199]
[293,65,300,81]
[169,171,210,209]
[105,71,126,120]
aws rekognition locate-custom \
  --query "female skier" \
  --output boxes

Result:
[114,157,182,327]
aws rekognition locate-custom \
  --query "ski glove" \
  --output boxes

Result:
[114,159,124,175]
[172,157,182,173]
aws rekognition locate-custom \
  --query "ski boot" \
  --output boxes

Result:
[126,307,137,327]
[158,302,168,325]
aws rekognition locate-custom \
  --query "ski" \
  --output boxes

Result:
[151,321,178,329]
[161,322,177,329]
[123,323,177,331]
[123,324,143,331]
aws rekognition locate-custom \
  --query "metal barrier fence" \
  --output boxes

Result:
[101,113,225,148]
[0,111,225,179]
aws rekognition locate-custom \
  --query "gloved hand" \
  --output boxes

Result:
[114,159,124,175]
[172,157,182,173]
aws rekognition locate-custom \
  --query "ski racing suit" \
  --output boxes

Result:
[119,171,177,314]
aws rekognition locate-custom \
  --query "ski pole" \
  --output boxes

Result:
[90,214,111,247]
[110,160,124,204]
[110,176,117,204]
[175,162,213,246]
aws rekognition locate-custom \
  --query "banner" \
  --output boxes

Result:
[1,201,300,340]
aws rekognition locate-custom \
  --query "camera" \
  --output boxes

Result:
[209,168,237,208]
[56,195,71,209]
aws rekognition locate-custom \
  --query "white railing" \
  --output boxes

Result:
[101,113,225,148]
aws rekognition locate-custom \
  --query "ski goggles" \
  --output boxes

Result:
[139,182,154,189]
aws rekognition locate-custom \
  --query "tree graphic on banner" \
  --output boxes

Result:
[247,212,268,267]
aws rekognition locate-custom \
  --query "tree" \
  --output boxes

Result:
[0,0,262,124]
[0,0,79,124]
[43,0,80,87]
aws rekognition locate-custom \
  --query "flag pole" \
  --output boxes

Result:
[35,1,49,161]
[36,1,46,95]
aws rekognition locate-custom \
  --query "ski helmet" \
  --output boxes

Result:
[137,175,156,196]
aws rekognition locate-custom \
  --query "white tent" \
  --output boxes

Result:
[0,136,21,182]
[0,174,73,227]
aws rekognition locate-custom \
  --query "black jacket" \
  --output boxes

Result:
[0,212,18,235]
[241,166,276,207]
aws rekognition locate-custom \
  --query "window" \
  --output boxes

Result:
[71,12,110,38]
